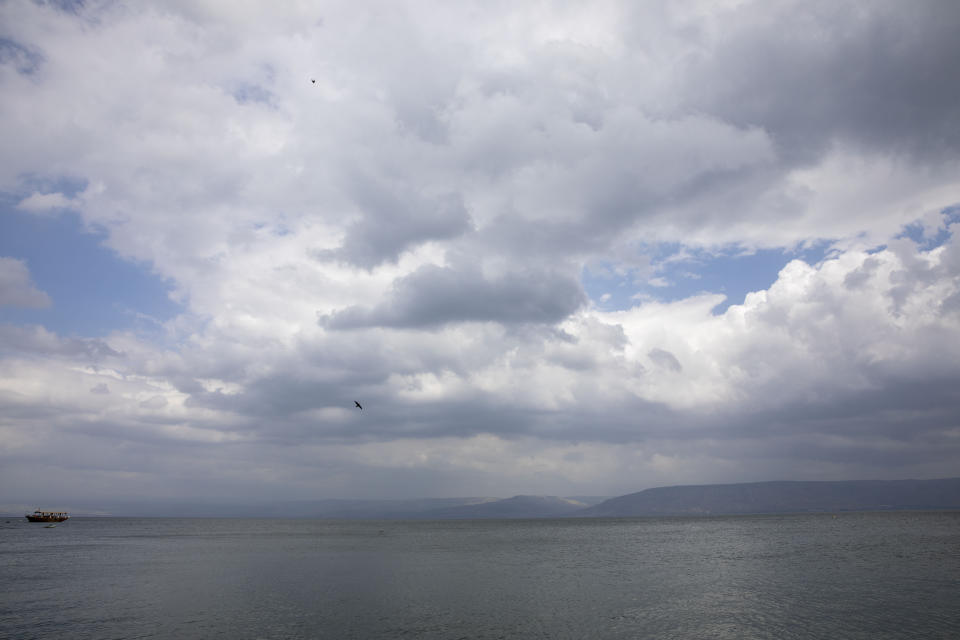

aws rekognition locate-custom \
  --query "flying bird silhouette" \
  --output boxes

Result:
[311,78,316,84]
[354,401,362,410]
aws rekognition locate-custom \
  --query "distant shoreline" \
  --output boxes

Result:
[7,477,959,520]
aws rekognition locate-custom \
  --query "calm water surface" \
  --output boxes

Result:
[2,511,959,639]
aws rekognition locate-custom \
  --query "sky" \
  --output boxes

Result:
[2,0,960,510]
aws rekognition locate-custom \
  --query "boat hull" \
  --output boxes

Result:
[25,512,69,523]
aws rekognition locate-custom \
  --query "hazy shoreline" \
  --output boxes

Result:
[8,477,959,520]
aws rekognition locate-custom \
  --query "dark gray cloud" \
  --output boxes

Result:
[316,178,472,269]
[709,373,960,482]
[184,373,382,420]
[322,264,586,329]
[648,348,682,372]
[843,256,881,289]
[676,0,960,164]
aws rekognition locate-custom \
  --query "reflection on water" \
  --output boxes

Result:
[2,512,959,639]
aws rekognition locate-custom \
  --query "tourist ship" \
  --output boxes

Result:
[25,510,70,523]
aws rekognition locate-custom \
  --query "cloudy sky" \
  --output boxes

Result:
[2,0,959,509]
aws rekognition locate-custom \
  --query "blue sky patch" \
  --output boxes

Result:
[583,242,831,315]
[0,205,183,337]
[897,205,960,251]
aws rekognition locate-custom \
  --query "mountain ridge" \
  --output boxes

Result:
[577,477,960,518]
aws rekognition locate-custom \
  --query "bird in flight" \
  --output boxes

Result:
[311,79,316,84]
[354,401,362,410]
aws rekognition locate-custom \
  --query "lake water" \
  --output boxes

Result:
[2,511,959,639]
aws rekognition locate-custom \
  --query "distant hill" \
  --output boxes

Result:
[418,495,590,519]
[577,478,960,518]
